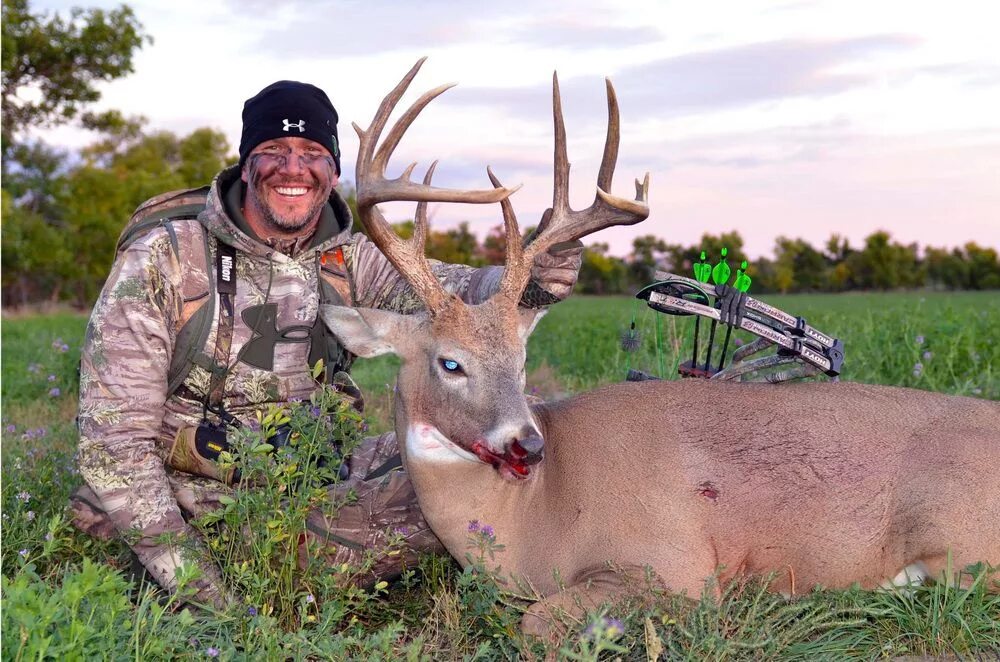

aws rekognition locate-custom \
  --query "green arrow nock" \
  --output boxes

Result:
[693,250,711,282]
[711,247,731,286]
[734,260,752,292]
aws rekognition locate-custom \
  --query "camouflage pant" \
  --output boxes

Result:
[69,431,445,586]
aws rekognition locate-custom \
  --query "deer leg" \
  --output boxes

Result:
[304,431,446,585]
[520,563,665,640]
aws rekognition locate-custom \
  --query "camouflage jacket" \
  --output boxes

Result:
[76,165,541,606]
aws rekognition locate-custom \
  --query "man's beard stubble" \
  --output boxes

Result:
[244,158,335,234]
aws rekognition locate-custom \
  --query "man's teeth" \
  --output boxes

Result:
[275,187,308,196]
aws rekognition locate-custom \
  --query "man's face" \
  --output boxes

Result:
[242,136,340,234]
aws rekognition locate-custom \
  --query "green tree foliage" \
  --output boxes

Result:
[628,234,669,285]
[2,125,231,305]
[577,243,628,294]
[1,0,150,156]
[772,236,829,293]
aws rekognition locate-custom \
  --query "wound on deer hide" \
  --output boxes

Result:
[697,481,719,503]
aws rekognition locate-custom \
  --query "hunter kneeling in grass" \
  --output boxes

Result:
[69,79,583,609]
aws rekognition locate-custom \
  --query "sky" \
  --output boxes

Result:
[30,0,1000,258]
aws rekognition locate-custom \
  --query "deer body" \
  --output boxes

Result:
[402,379,1000,600]
[321,59,1000,635]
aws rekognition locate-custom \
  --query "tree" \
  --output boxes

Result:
[479,224,508,265]
[1,0,150,156]
[924,246,969,290]
[577,243,628,294]
[628,234,669,287]
[963,242,1000,290]
[773,236,828,292]
[1,123,231,305]
[849,231,923,290]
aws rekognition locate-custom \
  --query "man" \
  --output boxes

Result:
[71,80,582,607]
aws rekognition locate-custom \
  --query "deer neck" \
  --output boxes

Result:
[395,393,547,562]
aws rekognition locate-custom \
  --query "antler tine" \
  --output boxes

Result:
[552,72,571,217]
[353,57,427,185]
[353,58,530,314]
[596,78,620,195]
[371,82,455,187]
[362,162,449,313]
[487,166,525,274]
[354,58,520,207]
[494,74,651,302]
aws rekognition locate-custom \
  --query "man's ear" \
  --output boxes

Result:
[320,305,422,358]
[516,307,548,344]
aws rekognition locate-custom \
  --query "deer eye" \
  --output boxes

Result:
[440,358,463,374]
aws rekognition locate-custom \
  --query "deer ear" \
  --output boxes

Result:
[320,305,419,358]
[516,307,548,343]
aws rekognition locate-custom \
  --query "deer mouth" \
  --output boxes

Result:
[471,441,535,481]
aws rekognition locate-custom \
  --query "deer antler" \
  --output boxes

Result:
[353,57,520,313]
[493,74,650,303]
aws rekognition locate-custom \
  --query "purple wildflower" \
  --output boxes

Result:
[394,526,410,536]
[915,335,925,346]
[247,606,258,617]
[585,616,625,639]
[305,594,315,603]
[310,406,321,417]
[605,617,625,636]
[49,387,61,397]
[47,374,57,382]
[16,491,30,503]
[28,363,41,373]
[19,549,28,558]
[26,511,35,521]
[481,525,495,539]
[4,424,15,434]
[45,533,54,542]
[52,338,69,353]
[467,520,481,533]
[913,362,924,378]
[206,647,220,658]
[922,351,933,361]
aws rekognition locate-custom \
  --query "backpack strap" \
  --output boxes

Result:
[205,242,237,414]
[166,221,216,397]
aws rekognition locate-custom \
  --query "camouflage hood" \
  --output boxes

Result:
[199,165,354,261]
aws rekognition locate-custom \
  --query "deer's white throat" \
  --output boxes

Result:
[405,422,481,465]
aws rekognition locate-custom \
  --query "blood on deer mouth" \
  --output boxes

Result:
[471,441,532,480]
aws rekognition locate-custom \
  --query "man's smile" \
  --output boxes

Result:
[274,186,310,197]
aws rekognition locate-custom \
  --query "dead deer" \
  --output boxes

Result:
[321,59,1000,636]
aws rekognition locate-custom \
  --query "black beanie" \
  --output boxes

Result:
[238,80,341,174]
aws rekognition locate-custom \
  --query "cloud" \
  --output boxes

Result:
[229,0,660,58]
[504,20,662,49]
[442,34,920,121]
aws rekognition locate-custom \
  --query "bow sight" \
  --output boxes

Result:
[626,249,845,383]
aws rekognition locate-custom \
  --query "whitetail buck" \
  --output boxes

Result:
[321,59,1000,635]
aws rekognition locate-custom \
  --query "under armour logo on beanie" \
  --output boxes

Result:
[239,80,341,174]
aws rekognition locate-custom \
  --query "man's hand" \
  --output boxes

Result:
[529,239,584,300]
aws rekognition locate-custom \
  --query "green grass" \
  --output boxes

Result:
[2,292,999,660]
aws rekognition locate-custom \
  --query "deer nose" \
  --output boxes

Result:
[509,427,544,465]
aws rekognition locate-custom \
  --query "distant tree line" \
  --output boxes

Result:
[374,224,1000,296]
[573,231,1000,295]
[2,0,997,308]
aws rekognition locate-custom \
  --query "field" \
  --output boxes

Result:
[2,291,999,660]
